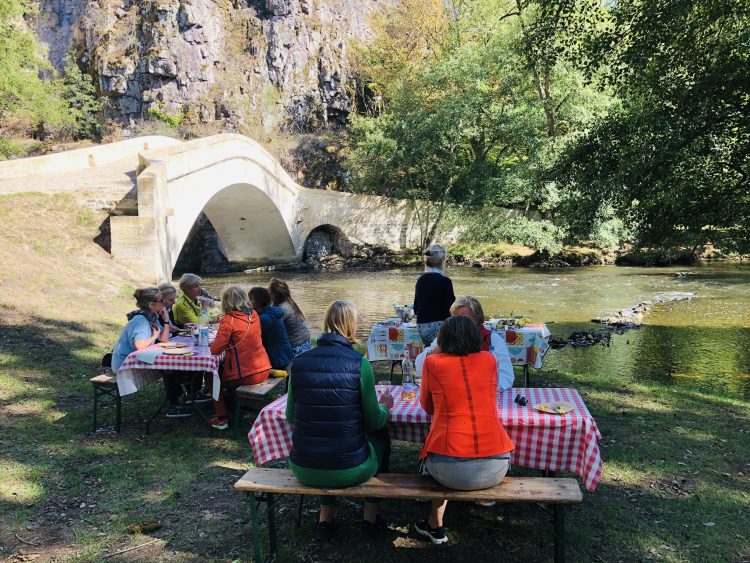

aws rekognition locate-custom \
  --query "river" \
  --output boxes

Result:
[202,263,750,398]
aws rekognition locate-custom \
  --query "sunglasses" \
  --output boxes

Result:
[514,394,528,407]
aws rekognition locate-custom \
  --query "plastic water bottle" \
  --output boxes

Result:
[198,311,209,347]
[401,357,416,401]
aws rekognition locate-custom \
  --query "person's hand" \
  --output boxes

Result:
[152,327,160,339]
[379,392,394,409]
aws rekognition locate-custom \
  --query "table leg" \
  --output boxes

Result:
[523,364,530,387]
[180,381,213,429]
[295,494,304,528]
[145,397,168,435]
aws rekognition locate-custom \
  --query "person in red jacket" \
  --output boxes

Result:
[208,286,271,430]
[415,315,515,545]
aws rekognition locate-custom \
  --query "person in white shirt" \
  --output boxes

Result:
[416,296,514,391]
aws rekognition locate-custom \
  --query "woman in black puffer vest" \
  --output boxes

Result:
[286,300,393,541]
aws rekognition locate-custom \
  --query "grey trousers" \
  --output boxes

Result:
[424,454,510,491]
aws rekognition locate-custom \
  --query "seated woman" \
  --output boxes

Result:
[112,288,193,418]
[172,273,211,327]
[157,283,180,334]
[286,300,394,540]
[208,286,271,430]
[415,296,515,390]
[415,316,515,544]
[248,287,294,371]
[413,244,455,346]
[268,277,312,357]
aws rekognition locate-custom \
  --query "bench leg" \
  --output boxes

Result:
[267,493,278,559]
[233,397,242,442]
[249,492,262,563]
[295,494,304,528]
[553,504,565,563]
[523,364,530,387]
[92,386,99,433]
[115,392,122,433]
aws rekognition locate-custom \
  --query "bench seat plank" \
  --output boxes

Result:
[236,377,285,400]
[234,468,582,504]
[90,373,116,385]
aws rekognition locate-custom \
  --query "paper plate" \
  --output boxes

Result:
[157,341,187,348]
[534,401,574,415]
[162,348,193,356]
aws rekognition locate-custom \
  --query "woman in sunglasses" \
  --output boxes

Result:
[415,315,514,545]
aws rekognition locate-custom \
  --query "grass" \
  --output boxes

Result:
[1,193,748,561]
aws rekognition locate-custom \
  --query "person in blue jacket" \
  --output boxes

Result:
[249,286,294,370]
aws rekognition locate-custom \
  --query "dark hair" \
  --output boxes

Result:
[248,286,271,308]
[133,287,160,310]
[268,277,306,319]
[437,316,482,356]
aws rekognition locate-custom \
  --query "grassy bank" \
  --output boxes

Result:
[1,193,748,562]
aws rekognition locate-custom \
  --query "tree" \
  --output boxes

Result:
[556,0,750,253]
[0,0,71,154]
[61,53,101,140]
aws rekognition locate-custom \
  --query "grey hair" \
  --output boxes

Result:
[423,243,447,268]
[178,273,201,293]
[450,296,485,324]
[158,283,177,298]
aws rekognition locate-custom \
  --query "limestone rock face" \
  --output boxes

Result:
[35,0,393,130]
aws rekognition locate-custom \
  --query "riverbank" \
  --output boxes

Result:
[1,193,748,561]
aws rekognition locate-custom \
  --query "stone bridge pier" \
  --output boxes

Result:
[110,134,419,283]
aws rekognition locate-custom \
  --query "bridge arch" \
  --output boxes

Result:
[303,224,352,260]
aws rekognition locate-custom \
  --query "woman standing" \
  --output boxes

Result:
[208,286,271,430]
[268,277,312,356]
[415,316,514,544]
[413,244,455,346]
[286,300,394,541]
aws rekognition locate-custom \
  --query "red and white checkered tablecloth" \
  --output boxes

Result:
[116,336,223,399]
[248,386,603,492]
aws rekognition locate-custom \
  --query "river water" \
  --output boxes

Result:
[202,263,750,398]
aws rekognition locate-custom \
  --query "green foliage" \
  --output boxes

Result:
[147,103,183,128]
[0,0,71,141]
[456,211,564,253]
[347,0,611,248]
[61,53,101,140]
[557,0,750,253]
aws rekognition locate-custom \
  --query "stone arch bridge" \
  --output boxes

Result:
[1,134,419,283]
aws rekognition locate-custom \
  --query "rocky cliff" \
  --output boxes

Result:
[35,0,390,130]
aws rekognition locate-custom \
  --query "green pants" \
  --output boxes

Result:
[319,428,391,506]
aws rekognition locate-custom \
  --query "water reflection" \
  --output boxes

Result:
[201,264,750,398]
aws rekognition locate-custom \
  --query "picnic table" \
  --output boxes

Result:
[116,335,223,399]
[249,386,603,492]
[367,319,552,385]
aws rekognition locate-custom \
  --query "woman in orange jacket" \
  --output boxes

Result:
[208,286,271,430]
[415,315,514,545]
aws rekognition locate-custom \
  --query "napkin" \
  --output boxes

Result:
[134,348,164,364]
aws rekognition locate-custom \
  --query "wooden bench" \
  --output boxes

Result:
[230,376,287,438]
[90,372,121,433]
[234,468,582,563]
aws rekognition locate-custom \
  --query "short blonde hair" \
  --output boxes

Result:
[158,283,177,299]
[221,286,250,314]
[178,273,201,294]
[450,296,485,324]
[423,243,447,269]
[323,300,358,343]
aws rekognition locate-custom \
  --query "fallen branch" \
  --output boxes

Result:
[102,538,161,559]
[15,533,40,546]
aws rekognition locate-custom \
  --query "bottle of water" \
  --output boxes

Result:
[198,311,209,347]
[401,357,416,401]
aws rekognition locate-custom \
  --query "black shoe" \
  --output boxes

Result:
[362,514,388,539]
[166,406,193,418]
[414,519,448,544]
[185,392,212,405]
[313,520,336,542]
